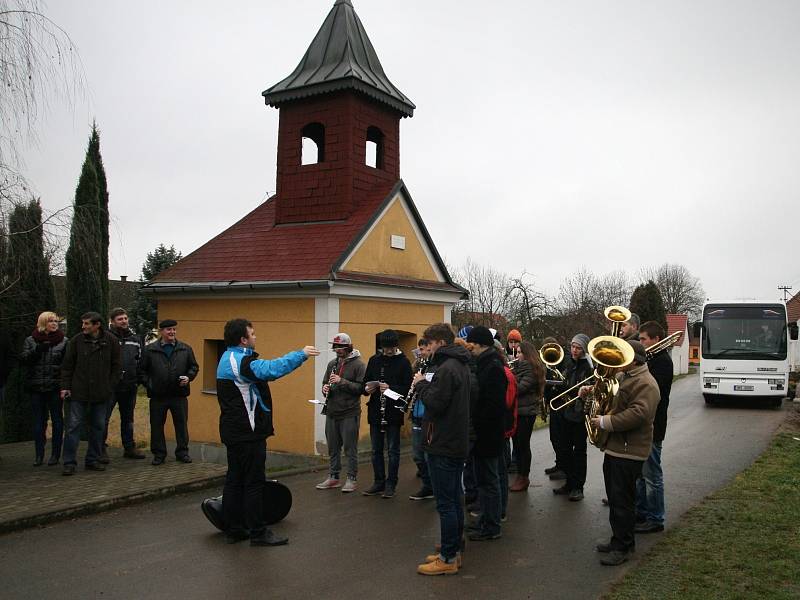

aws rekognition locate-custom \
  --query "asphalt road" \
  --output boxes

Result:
[0,374,787,600]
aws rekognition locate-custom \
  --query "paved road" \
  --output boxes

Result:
[0,375,787,600]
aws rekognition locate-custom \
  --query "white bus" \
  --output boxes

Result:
[695,302,798,407]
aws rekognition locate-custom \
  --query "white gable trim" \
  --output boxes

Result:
[338,190,446,283]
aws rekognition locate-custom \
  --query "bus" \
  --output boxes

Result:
[695,302,798,407]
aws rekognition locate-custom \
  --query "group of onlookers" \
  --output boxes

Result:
[16,309,198,475]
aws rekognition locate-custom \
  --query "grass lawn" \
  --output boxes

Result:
[105,389,150,449]
[604,406,800,600]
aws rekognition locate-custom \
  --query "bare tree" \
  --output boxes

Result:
[506,271,550,340]
[639,263,705,319]
[451,258,516,329]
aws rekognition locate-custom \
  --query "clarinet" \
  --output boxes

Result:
[379,365,388,433]
[323,358,341,410]
[406,358,428,417]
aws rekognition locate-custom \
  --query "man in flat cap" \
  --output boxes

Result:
[139,319,198,465]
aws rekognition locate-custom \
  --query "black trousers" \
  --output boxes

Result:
[549,409,564,469]
[149,396,189,459]
[603,454,644,551]
[223,440,267,537]
[513,415,537,477]
[556,417,587,490]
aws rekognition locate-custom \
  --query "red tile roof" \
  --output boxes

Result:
[788,292,800,323]
[155,190,389,284]
[666,314,689,346]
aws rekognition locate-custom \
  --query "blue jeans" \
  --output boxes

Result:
[369,423,400,485]
[636,441,664,524]
[31,390,64,460]
[62,400,107,466]
[474,455,502,535]
[426,453,465,562]
[104,387,137,449]
[463,442,478,505]
[411,419,431,489]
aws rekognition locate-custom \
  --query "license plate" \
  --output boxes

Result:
[734,385,754,391]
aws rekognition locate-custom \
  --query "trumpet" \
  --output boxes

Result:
[646,330,682,360]
[548,335,634,413]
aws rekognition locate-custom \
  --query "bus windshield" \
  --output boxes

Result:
[702,305,787,360]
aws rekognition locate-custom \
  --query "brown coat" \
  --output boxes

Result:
[60,330,122,403]
[602,363,659,461]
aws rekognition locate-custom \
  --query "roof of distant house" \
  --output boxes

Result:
[666,313,689,346]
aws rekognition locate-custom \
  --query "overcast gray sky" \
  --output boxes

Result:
[21,0,800,303]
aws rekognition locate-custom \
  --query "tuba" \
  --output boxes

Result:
[582,336,634,446]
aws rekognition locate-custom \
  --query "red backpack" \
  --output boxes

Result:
[503,366,518,438]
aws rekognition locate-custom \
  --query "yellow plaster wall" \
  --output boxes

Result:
[156,297,317,454]
[338,298,445,439]
[342,198,440,281]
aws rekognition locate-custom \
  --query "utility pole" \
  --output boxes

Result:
[778,286,792,302]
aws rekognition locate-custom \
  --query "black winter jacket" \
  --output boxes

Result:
[473,348,507,457]
[560,355,594,423]
[21,335,67,392]
[362,351,413,427]
[647,349,673,442]
[60,331,122,403]
[513,358,544,417]
[108,327,142,392]
[139,340,198,398]
[416,344,471,459]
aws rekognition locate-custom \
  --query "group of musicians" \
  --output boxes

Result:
[215,312,673,574]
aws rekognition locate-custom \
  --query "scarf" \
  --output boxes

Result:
[31,328,65,345]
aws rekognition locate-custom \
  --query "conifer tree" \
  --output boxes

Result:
[630,280,668,332]
[65,132,106,336]
[130,244,182,335]
[0,199,56,442]
[87,123,110,315]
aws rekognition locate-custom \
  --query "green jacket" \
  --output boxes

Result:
[601,363,659,461]
[60,331,122,403]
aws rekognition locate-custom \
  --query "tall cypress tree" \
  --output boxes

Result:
[630,280,668,332]
[0,200,57,442]
[87,123,110,315]
[65,133,106,337]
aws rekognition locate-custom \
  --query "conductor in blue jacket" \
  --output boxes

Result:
[216,318,320,546]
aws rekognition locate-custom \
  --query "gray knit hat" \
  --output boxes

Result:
[570,333,590,354]
[628,340,647,364]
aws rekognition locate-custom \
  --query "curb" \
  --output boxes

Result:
[0,448,414,535]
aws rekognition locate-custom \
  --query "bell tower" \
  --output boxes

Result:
[262,0,415,225]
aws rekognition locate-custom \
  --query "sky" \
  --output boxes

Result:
[18,0,800,304]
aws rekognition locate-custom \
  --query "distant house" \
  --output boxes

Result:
[788,291,800,371]
[688,328,700,366]
[666,314,690,376]
[51,275,141,324]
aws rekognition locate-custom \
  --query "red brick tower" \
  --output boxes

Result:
[262,0,415,225]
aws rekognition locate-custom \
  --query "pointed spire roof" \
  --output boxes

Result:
[262,0,415,117]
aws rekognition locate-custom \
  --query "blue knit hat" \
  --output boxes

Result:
[457,325,474,339]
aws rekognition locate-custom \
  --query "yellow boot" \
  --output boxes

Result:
[418,557,459,575]
[425,553,463,568]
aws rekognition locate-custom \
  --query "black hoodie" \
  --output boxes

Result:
[362,350,413,426]
[415,343,472,459]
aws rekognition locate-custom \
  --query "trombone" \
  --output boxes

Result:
[646,330,682,360]
[548,335,635,413]
[540,342,565,381]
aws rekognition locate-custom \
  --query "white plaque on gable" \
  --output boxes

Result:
[390,235,406,250]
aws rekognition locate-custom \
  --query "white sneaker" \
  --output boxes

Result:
[341,477,358,493]
[315,477,341,490]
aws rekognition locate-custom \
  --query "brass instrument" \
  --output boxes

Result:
[605,305,632,338]
[645,330,682,360]
[540,343,565,381]
[548,335,634,412]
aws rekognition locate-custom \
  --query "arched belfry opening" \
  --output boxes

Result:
[301,122,325,165]
[366,126,384,169]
